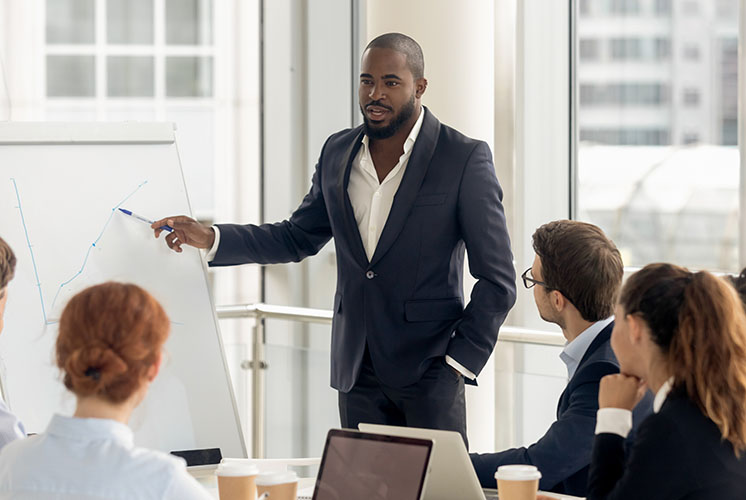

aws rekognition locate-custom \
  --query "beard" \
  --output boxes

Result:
[360,94,416,140]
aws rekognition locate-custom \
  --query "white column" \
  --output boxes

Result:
[366,1,494,147]
[366,0,497,452]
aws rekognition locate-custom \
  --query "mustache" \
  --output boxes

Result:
[365,100,393,111]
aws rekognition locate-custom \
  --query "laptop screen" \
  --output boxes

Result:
[312,429,433,500]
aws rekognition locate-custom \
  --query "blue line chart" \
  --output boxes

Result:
[11,178,148,325]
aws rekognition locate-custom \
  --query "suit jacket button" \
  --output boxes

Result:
[366,270,375,279]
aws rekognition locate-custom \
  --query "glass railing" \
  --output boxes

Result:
[216,303,567,458]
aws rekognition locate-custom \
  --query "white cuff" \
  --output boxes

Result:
[445,356,476,380]
[204,226,221,262]
[595,408,633,438]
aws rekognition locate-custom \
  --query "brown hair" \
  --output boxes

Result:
[56,282,170,403]
[532,220,623,322]
[621,263,746,454]
[0,236,16,294]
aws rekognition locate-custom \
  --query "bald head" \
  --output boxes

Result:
[365,33,424,80]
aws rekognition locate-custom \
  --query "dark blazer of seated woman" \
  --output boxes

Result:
[586,264,746,500]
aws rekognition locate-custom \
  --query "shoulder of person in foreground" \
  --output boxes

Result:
[133,447,213,500]
[0,399,25,451]
[588,400,694,500]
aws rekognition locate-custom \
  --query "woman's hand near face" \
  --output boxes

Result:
[599,373,647,410]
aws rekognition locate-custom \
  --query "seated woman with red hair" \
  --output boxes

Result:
[0,282,211,499]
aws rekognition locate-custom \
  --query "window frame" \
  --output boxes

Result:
[42,0,216,119]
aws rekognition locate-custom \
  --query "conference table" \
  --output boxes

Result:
[193,471,584,500]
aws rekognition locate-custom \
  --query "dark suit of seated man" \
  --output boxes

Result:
[470,220,653,497]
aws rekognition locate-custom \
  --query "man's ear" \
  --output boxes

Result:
[550,289,566,313]
[415,78,428,99]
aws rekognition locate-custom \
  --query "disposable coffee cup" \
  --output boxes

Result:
[256,471,298,500]
[495,465,542,500]
[216,461,259,500]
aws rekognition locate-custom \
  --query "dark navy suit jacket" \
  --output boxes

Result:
[589,388,746,499]
[210,108,516,392]
[471,323,654,497]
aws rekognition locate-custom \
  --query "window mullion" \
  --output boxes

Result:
[154,0,166,119]
[95,0,106,118]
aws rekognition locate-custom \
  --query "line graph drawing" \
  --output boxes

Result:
[11,178,148,325]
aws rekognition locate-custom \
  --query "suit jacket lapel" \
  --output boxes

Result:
[577,322,614,368]
[338,127,369,268]
[369,108,441,267]
[556,322,615,417]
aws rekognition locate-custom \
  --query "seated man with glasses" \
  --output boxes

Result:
[470,220,653,498]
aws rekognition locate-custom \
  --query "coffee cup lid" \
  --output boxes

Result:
[256,471,298,486]
[216,460,259,477]
[495,465,542,481]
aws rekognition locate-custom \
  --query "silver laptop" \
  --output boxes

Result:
[311,428,434,500]
[359,424,499,500]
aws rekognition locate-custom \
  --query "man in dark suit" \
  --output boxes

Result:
[471,220,652,497]
[152,33,516,443]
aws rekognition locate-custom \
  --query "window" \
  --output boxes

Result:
[45,0,213,99]
[579,83,669,106]
[723,118,738,146]
[579,39,600,61]
[655,0,672,16]
[609,0,640,15]
[682,88,700,106]
[654,38,671,60]
[579,128,670,145]
[610,38,642,60]
[575,0,740,271]
[682,132,700,144]
[720,38,738,146]
[46,0,95,44]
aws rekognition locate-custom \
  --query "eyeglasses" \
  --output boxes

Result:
[521,268,549,290]
[521,267,576,306]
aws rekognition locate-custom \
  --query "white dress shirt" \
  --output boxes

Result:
[353,110,474,379]
[0,414,212,500]
[559,317,614,381]
[595,377,674,438]
[347,107,425,261]
[0,398,24,452]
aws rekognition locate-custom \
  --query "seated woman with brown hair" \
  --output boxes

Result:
[586,263,746,499]
[0,282,212,499]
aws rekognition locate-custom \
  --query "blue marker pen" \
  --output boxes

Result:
[118,208,173,232]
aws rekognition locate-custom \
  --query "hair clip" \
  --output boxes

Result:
[84,367,101,381]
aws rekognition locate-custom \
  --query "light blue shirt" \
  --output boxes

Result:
[0,398,24,451]
[0,414,212,500]
[559,317,614,380]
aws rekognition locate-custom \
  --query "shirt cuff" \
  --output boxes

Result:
[595,408,633,438]
[204,226,221,262]
[445,356,476,380]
